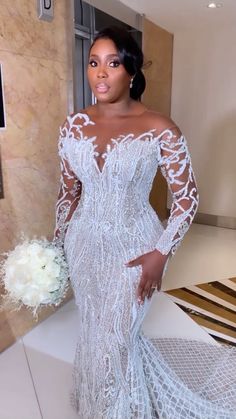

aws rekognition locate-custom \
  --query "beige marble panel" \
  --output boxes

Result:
[0,0,73,350]
[143,19,173,118]
[0,50,68,254]
[0,50,67,160]
[53,0,73,62]
[142,19,173,220]
[0,16,56,60]
[0,157,58,250]
[0,1,68,63]
[0,1,36,19]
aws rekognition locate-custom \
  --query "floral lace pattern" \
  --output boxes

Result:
[53,113,236,418]
[54,113,199,256]
[156,129,199,255]
[53,124,82,247]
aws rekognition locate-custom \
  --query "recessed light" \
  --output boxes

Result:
[207,2,223,8]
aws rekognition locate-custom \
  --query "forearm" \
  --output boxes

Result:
[155,198,198,256]
[156,129,199,256]
[53,185,81,247]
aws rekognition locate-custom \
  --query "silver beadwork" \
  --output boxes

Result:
[53,112,236,418]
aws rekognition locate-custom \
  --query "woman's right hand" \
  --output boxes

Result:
[125,249,169,304]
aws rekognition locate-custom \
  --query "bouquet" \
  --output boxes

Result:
[0,237,69,317]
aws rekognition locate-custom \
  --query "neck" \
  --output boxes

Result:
[94,98,135,119]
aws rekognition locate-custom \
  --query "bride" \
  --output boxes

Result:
[54,26,236,418]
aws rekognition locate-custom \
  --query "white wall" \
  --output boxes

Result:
[171,25,236,218]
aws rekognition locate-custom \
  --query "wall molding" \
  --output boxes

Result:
[194,213,236,230]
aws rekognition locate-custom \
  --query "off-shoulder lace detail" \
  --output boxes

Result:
[155,127,199,255]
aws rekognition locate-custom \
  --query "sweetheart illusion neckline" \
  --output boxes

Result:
[66,112,182,175]
[67,112,164,174]
[69,127,158,175]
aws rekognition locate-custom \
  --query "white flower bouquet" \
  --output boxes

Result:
[0,237,69,316]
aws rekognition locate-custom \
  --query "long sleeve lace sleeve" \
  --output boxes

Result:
[155,126,199,256]
[53,121,82,248]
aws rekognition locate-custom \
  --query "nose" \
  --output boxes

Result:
[97,64,108,78]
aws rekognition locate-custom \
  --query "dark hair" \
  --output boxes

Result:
[91,26,146,101]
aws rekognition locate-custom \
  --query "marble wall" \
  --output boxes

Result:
[0,0,72,252]
[0,0,74,351]
[142,19,173,220]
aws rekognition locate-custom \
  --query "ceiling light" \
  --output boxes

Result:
[207,2,223,8]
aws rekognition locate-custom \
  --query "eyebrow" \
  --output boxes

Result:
[89,54,120,59]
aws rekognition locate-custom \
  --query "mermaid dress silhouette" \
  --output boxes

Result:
[54,113,236,419]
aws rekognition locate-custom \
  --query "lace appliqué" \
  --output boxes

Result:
[54,113,236,419]
[53,119,86,247]
[155,129,199,256]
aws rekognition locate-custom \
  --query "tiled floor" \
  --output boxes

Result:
[0,294,215,419]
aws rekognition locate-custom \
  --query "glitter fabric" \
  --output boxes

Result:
[54,113,236,418]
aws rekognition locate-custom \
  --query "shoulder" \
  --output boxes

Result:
[143,110,182,136]
[59,109,94,134]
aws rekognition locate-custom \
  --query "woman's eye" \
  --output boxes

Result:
[109,60,120,68]
[89,60,97,67]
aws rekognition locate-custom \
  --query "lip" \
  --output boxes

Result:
[95,83,110,93]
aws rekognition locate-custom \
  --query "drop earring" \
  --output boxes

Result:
[130,78,134,89]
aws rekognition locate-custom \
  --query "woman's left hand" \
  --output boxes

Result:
[125,249,169,305]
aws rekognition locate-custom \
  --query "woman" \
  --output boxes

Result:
[54,27,235,418]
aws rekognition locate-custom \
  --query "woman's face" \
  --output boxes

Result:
[87,38,131,103]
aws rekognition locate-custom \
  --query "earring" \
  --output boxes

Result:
[130,78,134,89]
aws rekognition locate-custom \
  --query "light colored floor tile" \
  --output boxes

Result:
[24,347,78,419]
[0,340,42,419]
[57,298,77,313]
[22,301,78,364]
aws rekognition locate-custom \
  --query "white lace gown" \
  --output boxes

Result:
[54,113,236,419]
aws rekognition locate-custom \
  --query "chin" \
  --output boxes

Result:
[95,95,110,103]
[95,95,116,104]
[94,92,126,105]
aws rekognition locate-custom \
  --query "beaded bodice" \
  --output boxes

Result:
[54,112,199,256]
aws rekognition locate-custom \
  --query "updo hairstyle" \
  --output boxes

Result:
[91,26,146,101]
